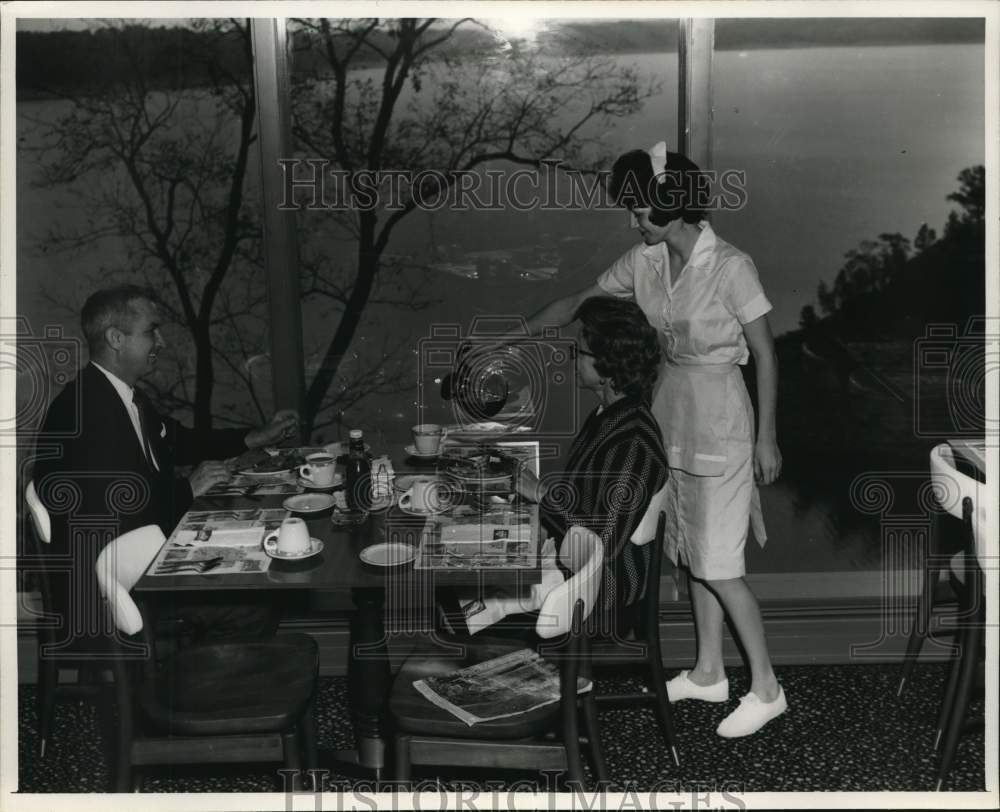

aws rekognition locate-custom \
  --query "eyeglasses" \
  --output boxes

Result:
[569,344,597,360]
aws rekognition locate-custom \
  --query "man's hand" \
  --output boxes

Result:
[189,461,232,498]
[245,409,300,449]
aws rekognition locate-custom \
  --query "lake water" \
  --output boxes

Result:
[14,42,985,575]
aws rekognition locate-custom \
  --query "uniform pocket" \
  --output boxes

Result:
[656,367,728,477]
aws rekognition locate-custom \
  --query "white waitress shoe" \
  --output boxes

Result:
[716,686,788,738]
[665,670,730,703]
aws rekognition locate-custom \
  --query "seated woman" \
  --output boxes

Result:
[442,297,668,639]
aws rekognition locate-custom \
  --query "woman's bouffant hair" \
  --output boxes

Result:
[608,149,705,226]
[574,297,661,402]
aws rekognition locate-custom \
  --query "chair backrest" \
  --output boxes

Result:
[94,525,165,636]
[25,480,51,544]
[930,443,987,565]
[535,526,604,639]
[629,483,669,547]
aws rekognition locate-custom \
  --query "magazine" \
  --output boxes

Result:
[148,507,288,575]
[414,504,538,571]
[412,648,588,726]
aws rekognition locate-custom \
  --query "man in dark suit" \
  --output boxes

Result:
[33,285,298,645]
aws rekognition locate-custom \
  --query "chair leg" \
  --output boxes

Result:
[934,633,964,751]
[561,692,586,789]
[36,655,58,758]
[299,690,319,767]
[933,565,977,751]
[934,600,984,790]
[112,664,133,793]
[393,735,412,782]
[297,702,319,791]
[898,556,942,697]
[579,693,608,783]
[645,631,681,766]
[281,729,305,790]
[283,729,303,770]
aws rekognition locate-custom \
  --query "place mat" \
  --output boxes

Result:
[149,507,288,575]
[206,473,301,497]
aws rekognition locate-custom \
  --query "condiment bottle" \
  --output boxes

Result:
[344,429,372,512]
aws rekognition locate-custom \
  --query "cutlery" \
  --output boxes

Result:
[156,554,223,568]
[243,482,264,500]
[155,556,224,574]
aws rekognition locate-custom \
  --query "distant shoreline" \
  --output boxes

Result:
[15,38,983,103]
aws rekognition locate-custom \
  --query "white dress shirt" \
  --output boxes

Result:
[91,362,159,470]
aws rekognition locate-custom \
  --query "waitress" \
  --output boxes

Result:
[520,143,785,737]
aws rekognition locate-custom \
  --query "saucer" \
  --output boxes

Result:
[262,537,324,560]
[398,500,453,516]
[393,474,426,491]
[404,444,441,459]
[283,493,336,513]
[298,476,342,491]
[360,542,416,567]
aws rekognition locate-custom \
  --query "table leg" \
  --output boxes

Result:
[330,587,391,779]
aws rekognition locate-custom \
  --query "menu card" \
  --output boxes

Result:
[148,507,288,575]
[205,473,301,497]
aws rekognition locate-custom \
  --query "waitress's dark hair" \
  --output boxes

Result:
[608,149,706,226]
[574,297,661,403]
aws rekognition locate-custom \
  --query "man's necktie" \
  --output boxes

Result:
[132,391,158,470]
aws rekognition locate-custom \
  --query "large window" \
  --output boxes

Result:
[286,18,678,446]
[711,19,985,576]
[13,16,987,587]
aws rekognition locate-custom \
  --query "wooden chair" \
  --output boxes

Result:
[390,525,606,789]
[917,444,986,791]
[95,525,320,791]
[896,444,985,698]
[24,480,113,760]
[591,501,680,768]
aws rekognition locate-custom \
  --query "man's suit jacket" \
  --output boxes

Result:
[32,363,249,599]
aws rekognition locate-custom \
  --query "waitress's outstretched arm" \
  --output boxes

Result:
[521,282,607,336]
[743,315,782,485]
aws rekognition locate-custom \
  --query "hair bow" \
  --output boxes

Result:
[647,141,668,184]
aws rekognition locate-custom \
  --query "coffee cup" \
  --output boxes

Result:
[299,453,339,488]
[399,476,449,513]
[412,423,445,455]
[264,516,312,556]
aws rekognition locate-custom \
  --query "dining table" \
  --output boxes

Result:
[133,442,544,779]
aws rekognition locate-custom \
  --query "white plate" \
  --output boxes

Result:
[240,466,295,477]
[360,542,416,567]
[283,493,336,513]
[404,444,440,458]
[262,537,324,560]
[448,472,511,484]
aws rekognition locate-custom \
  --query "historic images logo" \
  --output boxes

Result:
[279,159,749,214]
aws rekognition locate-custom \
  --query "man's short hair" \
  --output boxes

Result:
[80,285,159,355]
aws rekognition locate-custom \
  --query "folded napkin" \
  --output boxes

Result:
[459,537,564,635]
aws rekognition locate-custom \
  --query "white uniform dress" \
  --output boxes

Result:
[597,222,771,579]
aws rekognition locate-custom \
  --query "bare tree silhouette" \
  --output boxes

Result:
[21,17,654,435]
